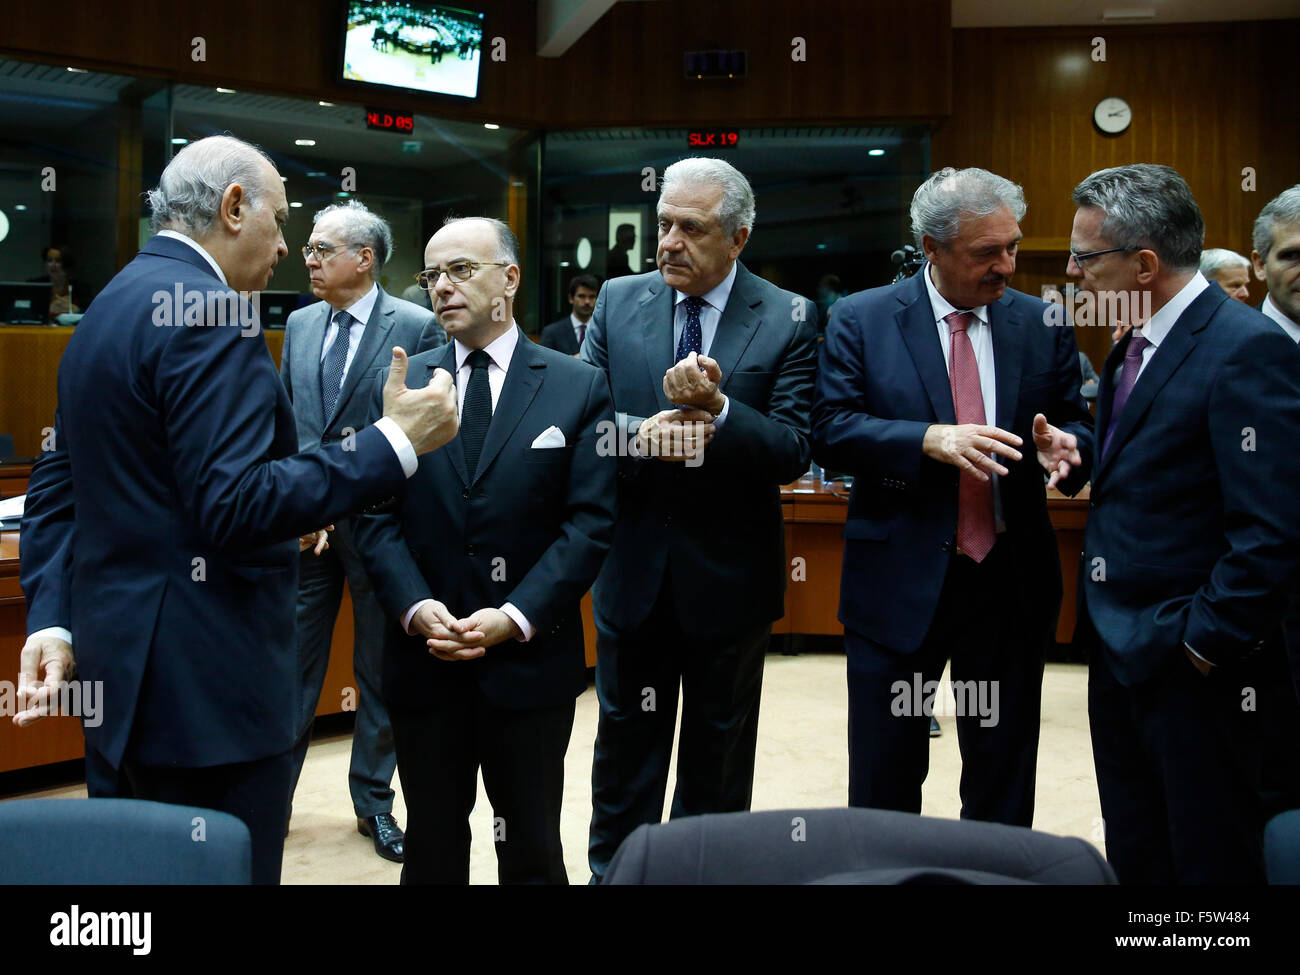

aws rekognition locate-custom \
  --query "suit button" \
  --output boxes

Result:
[940,540,952,552]
[462,488,470,500]
[1089,501,1096,510]
[321,436,330,446]
[465,544,477,556]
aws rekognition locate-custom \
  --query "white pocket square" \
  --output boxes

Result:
[531,426,567,448]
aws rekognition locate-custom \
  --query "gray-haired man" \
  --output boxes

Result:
[582,157,820,881]
[281,200,446,862]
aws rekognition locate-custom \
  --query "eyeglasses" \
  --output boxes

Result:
[301,241,349,261]
[415,261,511,290]
[1068,246,1135,268]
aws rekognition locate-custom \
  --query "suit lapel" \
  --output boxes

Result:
[301,303,331,423]
[1092,338,1127,469]
[989,293,1023,432]
[1095,289,1220,480]
[431,342,468,487]
[711,263,762,391]
[471,327,544,487]
[641,276,676,412]
[896,273,955,424]
[330,289,394,427]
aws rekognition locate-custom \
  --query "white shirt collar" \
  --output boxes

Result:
[334,282,379,326]
[157,230,227,285]
[924,262,989,326]
[570,311,588,332]
[1262,294,1300,344]
[1135,272,1209,349]
[454,323,519,372]
[674,261,738,314]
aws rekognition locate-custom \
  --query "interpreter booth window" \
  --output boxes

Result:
[539,127,931,329]
[170,86,527,329]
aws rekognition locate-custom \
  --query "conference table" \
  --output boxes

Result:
[0,467,1088,775]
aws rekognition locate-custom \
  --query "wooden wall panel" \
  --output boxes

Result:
[932,21,1300,372]
[0,0,951,129]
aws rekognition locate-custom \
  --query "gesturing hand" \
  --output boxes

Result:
[1033,413,1082,490]
[382,348,459,455]
[663,353,725,415]
[636,408,716,463]
[922,423,1023,481]
[299,525,334,555]
[13,634,75,727]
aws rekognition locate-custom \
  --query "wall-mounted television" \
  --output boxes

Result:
[340,1,486,100]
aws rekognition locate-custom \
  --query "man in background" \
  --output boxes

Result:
[541,273,599,356]
[606,223,636,278]
[1199,247,1252,302]
[281,199,446,862]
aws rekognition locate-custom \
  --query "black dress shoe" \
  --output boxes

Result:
[358,813,405,863]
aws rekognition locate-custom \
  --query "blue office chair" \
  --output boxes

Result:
[1266,809,1300,884]
[603,807,1117,884]
[0,798,251,884]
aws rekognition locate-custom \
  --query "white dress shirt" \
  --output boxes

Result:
[570,312,588,347]
[1129,272,1210,380]
[319,283,379,389]
[401,323,534,642]
[1263,294,1300,344]
[923,262,1004,531]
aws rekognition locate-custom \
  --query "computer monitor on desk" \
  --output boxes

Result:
[258,291,307,329]
[0,282,51,324]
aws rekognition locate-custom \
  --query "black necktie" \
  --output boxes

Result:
[461,348,492,476]
[321,310,352,424]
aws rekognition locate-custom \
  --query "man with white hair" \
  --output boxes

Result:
[16,135,459,884]
[582,157,819,882]
[811,167,1093,828]
[1253,184,1300,341]
[281,200,446,862]
[1199,247,1252,302]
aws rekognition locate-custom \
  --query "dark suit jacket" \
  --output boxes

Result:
[281,287,444,453]
[19,235,407,769]
[1080,283,1300,686]
[540,316,581,355]
[353,329,617,711]
[811,269,1094,655]
[581,263,819,639]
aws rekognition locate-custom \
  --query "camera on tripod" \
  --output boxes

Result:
[890,244,925,284]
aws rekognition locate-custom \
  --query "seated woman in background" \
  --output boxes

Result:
[29,244,84,321]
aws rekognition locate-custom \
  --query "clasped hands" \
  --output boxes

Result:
[637,353,725,461]
[410,600,519,662]
[922,413,1082,490]
[299,524,334,555]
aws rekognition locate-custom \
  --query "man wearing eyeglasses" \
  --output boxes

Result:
[1070,164,1300,883]
[280,200,445,863]
[353,216,616,884]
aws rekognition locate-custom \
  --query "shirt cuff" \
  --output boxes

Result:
[501,603,534,642]
[402,599,433,635]
[28,626,72,647]
[373,416,418,478]
[711,395,731,429]
[627,419,646,459]
[1183,641,1214,668]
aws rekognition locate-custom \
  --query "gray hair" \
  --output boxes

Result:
[909,167,1027,250]
[1252,185,1300,262]
[439,215,520,266]
[1072,164,1204,272]
[146,135,273,235]
[660,157,756,237]
[313,199,394,273]
[1199,247,1250,277]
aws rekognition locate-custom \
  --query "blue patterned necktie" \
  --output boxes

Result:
[321,309,352,424]
[676,295,705,361]
[461,348,493,477]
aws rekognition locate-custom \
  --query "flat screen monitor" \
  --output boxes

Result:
[258,291,310,329]
[340,2,486,100]
[0,282,50,324]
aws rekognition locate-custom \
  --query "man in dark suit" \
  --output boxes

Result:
[353,216,616,884]
[1070,164,1300,883]
[812,167,1093,828]
[582,157,819,881]
[14,135,459,884]
[540,273,599,356]
[1250,185,1300,820]
[280,200,446,862]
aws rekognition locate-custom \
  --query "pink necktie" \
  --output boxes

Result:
[946,311,995,562]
